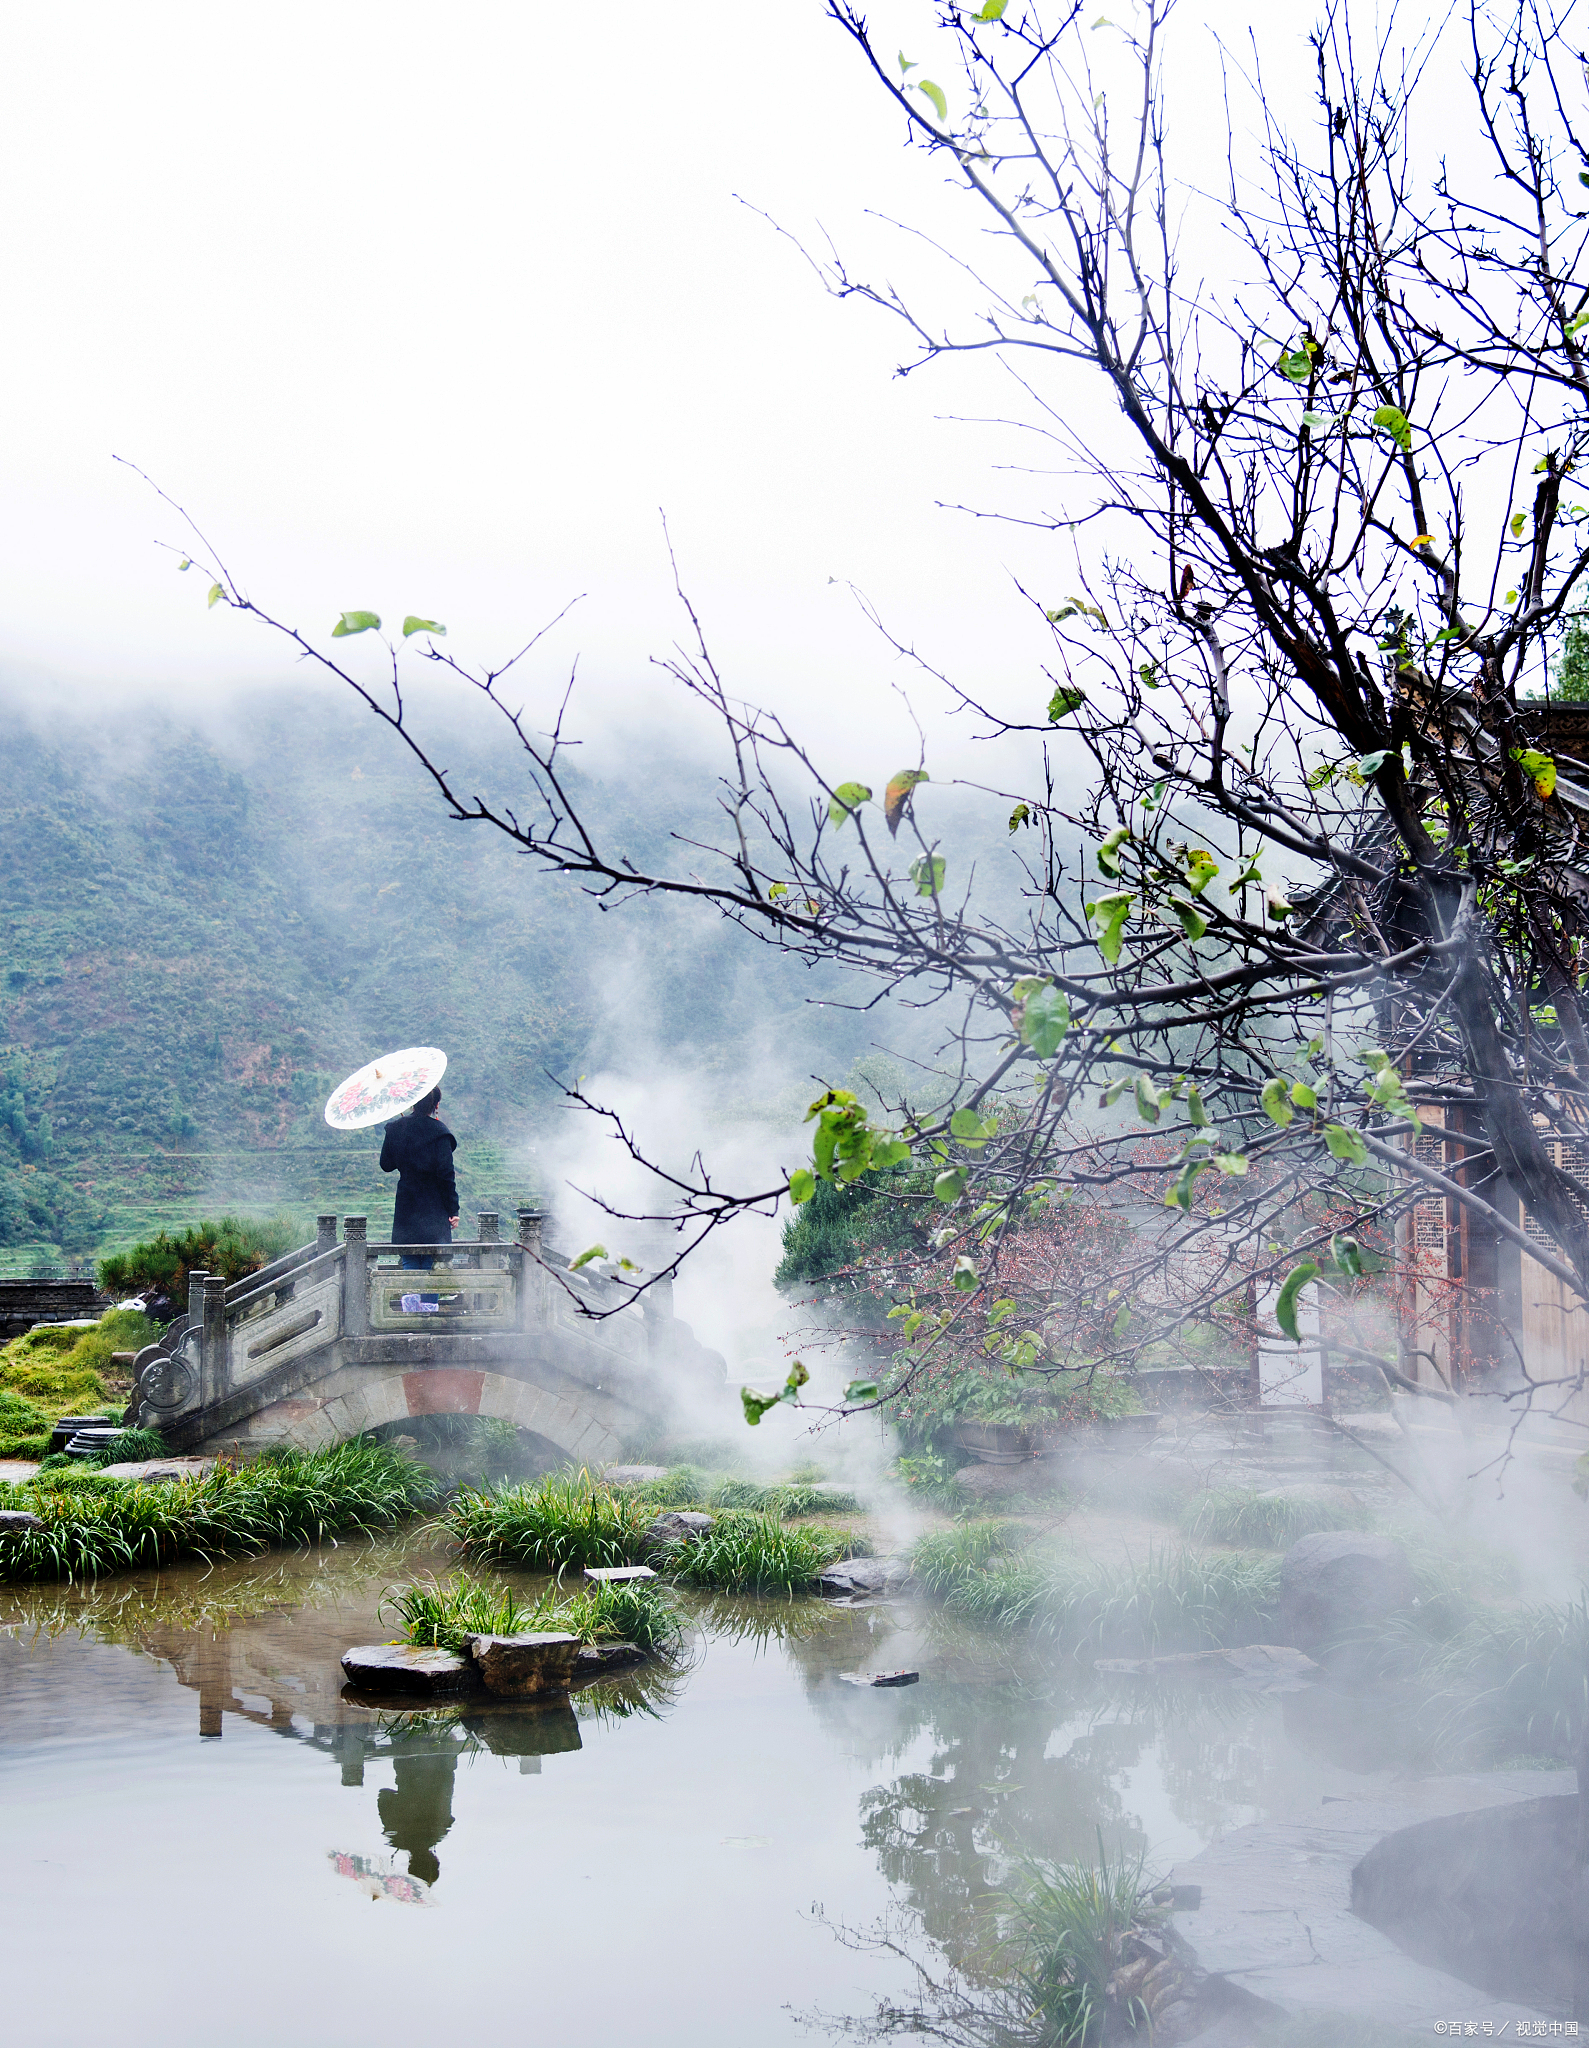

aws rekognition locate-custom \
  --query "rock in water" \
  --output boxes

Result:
[839,1669,919,1688]
[0,1509,45,1535]
[640,1510,714,1557]
[465,1631,583,1698]
[819,1556,912,1597]
[573,1641,646,1679]
[1280,1531,1418,1655]
[341,1644,479,1695]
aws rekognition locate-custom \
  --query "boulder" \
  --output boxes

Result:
[341,1643,479,1695]
[573,1641,647,1680]
[641,1510,714,1556]
[1279,1531,1419,1655]
[603,1464,669,1485]
[819,1555,912,1598]
[0,1509,45,1535]
[465,1630,583,1698]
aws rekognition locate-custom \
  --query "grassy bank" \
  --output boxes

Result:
[0,1439,439,1582]
[0,1307,160,1457]
[383,1571,684,1657]
[912,1523,1281,1655]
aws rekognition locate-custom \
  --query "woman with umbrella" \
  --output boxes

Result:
[324,1049,459,1269]
[380,1085,460,1270]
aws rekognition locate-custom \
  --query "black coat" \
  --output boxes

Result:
[380,1113,459,1247]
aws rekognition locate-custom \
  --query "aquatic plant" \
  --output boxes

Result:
[920,1541,1281,1656]
[1006,1838,1151,2045]
[1179,1486,1367,1549]
[445,1469,653,1572]
[383,1570,683,1657]
[660,1509,864,1595]
[911,1520,1024,1596]
[0,1437,439,1581]
[628,1465,708,1507]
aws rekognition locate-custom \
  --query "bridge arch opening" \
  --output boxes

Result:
[295,1367,623,1469]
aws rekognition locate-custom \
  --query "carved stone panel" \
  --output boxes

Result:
[369,1268,516,1333]
[231,1271,345,1389]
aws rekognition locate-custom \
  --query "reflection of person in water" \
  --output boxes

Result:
[379,1085,459,1271]
[378,1746,458,1887]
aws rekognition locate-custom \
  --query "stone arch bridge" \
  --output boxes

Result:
[130,1212,724,1462]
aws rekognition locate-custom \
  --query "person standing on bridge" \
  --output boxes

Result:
[379,1085,459,1270]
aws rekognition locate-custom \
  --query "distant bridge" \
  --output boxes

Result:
[130,1212,724,1461]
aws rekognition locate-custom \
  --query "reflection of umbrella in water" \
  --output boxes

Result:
[324,1046,447,1131]
[327,1850,434,1906]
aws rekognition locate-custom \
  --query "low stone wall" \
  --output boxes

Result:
[0,1280,110,1342]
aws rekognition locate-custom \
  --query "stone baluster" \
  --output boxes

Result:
[516,1209,546,1329]
[344,1217,368,1338]
[478,1212,500,1273]
[316,1214,338,1252]
[202,1274,229,1407]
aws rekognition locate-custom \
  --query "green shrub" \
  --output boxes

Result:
[0,1437,438,1582]
[661,1509,864,1594]
[98,1215,299,1307]
[446,1469,654,1573]
[1180,1487,1366,1549]
[89,1427,168,1466]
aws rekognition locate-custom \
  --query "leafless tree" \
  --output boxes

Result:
[140,0,1589,1448]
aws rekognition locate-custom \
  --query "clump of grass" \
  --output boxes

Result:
[0,1307,162,1425]
[0,1386,51,1460]
[382,1570,683,1658]
[627,1465,709,1506]
[1007,1837,1152,2045]
[0,1437,439,1582]
[925,1542,1281,1656]
[662,1509,865,1594]
[445,1468,654,1573]
[1180,1486,1367,1548]
[911,1520,1025,1596]
[709,1476,862,1518]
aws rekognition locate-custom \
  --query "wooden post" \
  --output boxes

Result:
[344,1217,368,1338]
[202,1275,229,1407]
[316,1215,338,1251]
[516,1209,546,1329]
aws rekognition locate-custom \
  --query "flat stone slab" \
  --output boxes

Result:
[572,1641,647,1679]
[1095,1645,1321,1694]
[602,1464,669,1485]
[1167,1770,1572,2030]
[465,1631,582,1697]
[94,1458,212,1482]
[819,1556,912,1598]
[839,1669,919,1688]
[0,1509,45,1535]
[583,1564,657,1582]
[0,1462,40,1484]
[341,1643,479,1695]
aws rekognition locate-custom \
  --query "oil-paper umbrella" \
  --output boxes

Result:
[324,1047,448,1131]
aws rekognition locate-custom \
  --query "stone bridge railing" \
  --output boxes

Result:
[130,1210,721,1459]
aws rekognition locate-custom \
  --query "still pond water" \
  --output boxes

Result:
[0,1533,1354,2047]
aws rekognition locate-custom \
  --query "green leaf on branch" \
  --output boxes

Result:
[1261,1077,1294,1126]
[1331,1233,1365,1278]
[909,854,946,898]
[1184,848,1219,895]
[570,1244,609,1270]
[844,1378,881,1402]
[933,1167,966,1204]
[1165,1156,1208,1213]
[1047,682,1086,720]
[1167,896,1208,941]
[207,582,226,608]
[332,610,382,637]
[1318,1122,1367,1171]
[1266,887,1294,921]
[829,781,872,827]
[916,79,948,120]
[1186,1085,1210,1128]
[1112,1302,1131,1337]
[1135,1075,1164,1124]
[402,616,447,638]
[1513,748,1557,799]
[1087,891,1133,963]
[741,1387,782,1426]
[1097,824,1131,876]
[1008,802,1032,833]
[1019,983,1070,1058]
[1371,405,1412,452]
[788,1169,815,1205]
[1278,347,1314,381]
[1213,1152,1248,1175]
[1290,1081,1318,1110]
[884,768,929,837]
[950,1106,998,1148]
[1357,750,1388,776]
[1275,1261,1319,1342]
[951,1255,979,1292]
[974,0,1007,18]
[1510,511,1527,539]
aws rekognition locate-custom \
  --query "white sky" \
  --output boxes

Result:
[0,0,1326,757]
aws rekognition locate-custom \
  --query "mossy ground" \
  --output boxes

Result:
[0,1309,160,1455]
